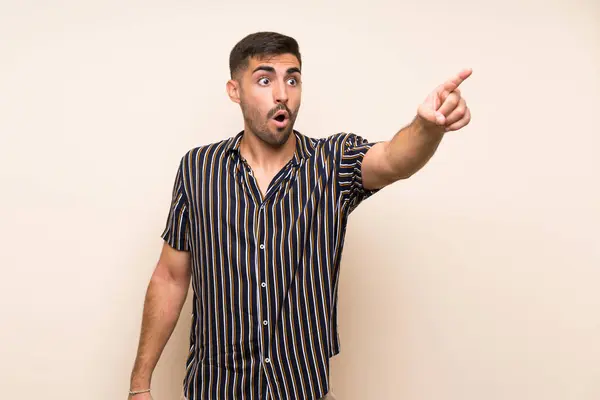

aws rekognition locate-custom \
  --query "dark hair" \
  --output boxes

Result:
[229,32,302,78]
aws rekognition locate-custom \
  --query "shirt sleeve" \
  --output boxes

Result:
[334,132,382,214]
[160,157,190,251]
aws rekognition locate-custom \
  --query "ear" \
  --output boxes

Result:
[226,79,241,104]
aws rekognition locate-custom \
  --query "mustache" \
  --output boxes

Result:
[267,104,292,119]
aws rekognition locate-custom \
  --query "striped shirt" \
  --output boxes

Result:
[161,130,380,400]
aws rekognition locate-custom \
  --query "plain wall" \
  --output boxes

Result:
[1,1,598,399]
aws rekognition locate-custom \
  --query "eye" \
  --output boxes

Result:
[287,77,298,86]
[258,77,270,86]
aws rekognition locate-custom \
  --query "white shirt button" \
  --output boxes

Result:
[263,320,268,325]
[259,244,265,249]
[261,282,267,288]
[265,358,271,363]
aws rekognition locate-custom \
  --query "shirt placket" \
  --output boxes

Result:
[238,157,277,398]
[239,155,297,400]
[257,199,276,398]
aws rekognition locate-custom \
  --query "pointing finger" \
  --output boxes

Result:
[442,68,472,93]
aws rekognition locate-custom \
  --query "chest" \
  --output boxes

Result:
[188,158,337,236]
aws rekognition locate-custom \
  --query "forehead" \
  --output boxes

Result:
[247,53,301,73]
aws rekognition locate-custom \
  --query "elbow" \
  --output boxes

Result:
[387,164,418,183]
[151,261,190,289]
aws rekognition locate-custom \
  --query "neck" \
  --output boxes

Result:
[238,129,297,172]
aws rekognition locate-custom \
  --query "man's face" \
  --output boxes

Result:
[230,53,302,147]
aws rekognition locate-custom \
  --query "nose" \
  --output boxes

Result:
[273,81,288,104]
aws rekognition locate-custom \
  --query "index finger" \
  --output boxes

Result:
[442,68,472,92]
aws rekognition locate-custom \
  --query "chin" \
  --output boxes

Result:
[274,128,294,145]
[262,127,292,146]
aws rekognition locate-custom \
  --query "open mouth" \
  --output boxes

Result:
[271,111,290,127]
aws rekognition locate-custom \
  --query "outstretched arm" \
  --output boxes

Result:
[362,68,473,190]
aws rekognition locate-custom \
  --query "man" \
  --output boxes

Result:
[128,31,471,400]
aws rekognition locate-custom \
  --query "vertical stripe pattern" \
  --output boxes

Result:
[161,130,379,400]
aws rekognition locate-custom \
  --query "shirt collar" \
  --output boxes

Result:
[226,130,314,165]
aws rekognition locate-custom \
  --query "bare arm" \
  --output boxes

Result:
[362,68,473,190]
[129,242,191,396]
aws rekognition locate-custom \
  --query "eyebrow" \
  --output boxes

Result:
[252,65,301,75]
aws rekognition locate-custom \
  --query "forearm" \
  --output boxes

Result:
[130,271,189,390]
[383,116,445,180]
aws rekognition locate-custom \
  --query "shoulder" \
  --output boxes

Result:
[314,132,372,155]
[178,135,238,168]
[299,131,352,148]
[294,132,372,163]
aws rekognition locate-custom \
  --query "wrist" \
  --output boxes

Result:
[129,388,151,397]
[130,383,151,392]
[414,114,446,137]
[130,366,152,386]
[129,380,150,397]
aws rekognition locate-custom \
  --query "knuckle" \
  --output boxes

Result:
[451,93,460,106]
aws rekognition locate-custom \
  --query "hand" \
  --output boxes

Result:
[417,68,472,133]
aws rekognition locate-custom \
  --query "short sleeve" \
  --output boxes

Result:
[334,133,381,214]
[160,157,190,251]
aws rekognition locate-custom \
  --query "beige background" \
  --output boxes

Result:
[1,0,599,399]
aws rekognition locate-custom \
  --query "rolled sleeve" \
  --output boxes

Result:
[334,132,381,214]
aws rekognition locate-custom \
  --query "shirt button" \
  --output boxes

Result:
[259,244,265,249]
[261,282,267,288]
[265,358,271,363]
[263,320,268,325]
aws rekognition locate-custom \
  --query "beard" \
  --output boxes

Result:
[241,102,299,147]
